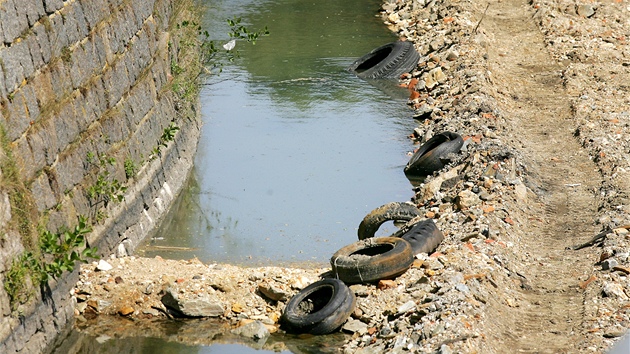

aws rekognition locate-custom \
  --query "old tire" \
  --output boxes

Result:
[281,278,356,335]
[400,219,444,255]
[358,202,422,240]
[331,237,414,284]
[404,132,464,180]
[348,41,420,79]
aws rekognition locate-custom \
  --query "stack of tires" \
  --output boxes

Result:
[282,202,444,335]
[281,42,461,336]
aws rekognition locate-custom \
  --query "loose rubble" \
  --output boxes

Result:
[71,0,630,352]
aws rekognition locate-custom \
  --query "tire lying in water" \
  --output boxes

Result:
[348,41,420,79]
[281,278,356,335]
[358,202,423,240]
[331,237,414,284]
[400,218,444,255]
[404,132,464,181]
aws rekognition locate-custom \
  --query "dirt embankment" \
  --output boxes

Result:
[69,0,630,353]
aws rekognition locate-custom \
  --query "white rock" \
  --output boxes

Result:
[96,260,113,271]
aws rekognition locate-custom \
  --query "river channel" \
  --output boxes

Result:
[136,0,417,266]
[50,0,416,352]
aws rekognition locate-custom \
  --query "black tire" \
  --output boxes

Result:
[348,41,420,79]
[330,237,414,284]
[281,278,356,335]
[404,132,464,180]
[400,218,444,255]
[358,202,422,240]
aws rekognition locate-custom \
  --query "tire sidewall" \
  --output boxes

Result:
[349,41,420,79]
[358,202,422,240]
[282,278,355,334]
[404,132,464,177]
[331,237,414,284]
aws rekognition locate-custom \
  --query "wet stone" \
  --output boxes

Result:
[231,320,270,342]
[161,287,225,317]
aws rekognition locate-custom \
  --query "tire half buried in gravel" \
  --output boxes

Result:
[404,131,464,181]
[281,278,356,335]
[399,218,444,255]
[348,41,420,79]
[331,237,414,284]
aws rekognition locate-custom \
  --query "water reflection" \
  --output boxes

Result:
[50,316,346,354]
[139,0,416,266]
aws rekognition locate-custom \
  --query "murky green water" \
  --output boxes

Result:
[137,0,416,266]
[53,0,416,352]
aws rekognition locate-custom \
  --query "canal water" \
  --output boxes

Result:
[50,0,417,352]
[136,0,417,266]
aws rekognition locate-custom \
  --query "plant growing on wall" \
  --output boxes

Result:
[124,157,138,180]
[4,216,98,311]
[86,152,127,222]
[149,122,180,160]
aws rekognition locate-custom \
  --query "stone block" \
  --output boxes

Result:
[11,322,25,352]
[26,32,45,70]
[151,55,169,93]
[49,60,71,102]
[22,331,46,354]
[69,45,86,89]
[103,60,131,108]
[14,137,37,181]
[4,90,30,142]
[80,0,108,30]
[33,22,52,64]
[123,49,140,84]
[82,78,107,125]
[30,71,55,115]
[53,146,87,196]
[144,17,158,57]
[48,13,68,60]
[21,84,40,122]
[38,118,60,165]
[71,1,89,39]
[0,58,5,98]
[153,0,172,30]
[101,108,130,145]
[31,173,58,212]
[54,103,80,152]
[105,19,121,56]
[0,0,29,44]
[120,96,137,133]
[14,39,36,82]
[0,46,25,94]
[24,0,46,26]
[43,0,64,14]
[70,186,91,217]
[0,190,10,231]
[88,32,109,72]
[134,29,152,67]
[132,0,155,27]
[59,5,80,47]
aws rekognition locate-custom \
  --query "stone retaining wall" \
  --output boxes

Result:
[0,0,200,352]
